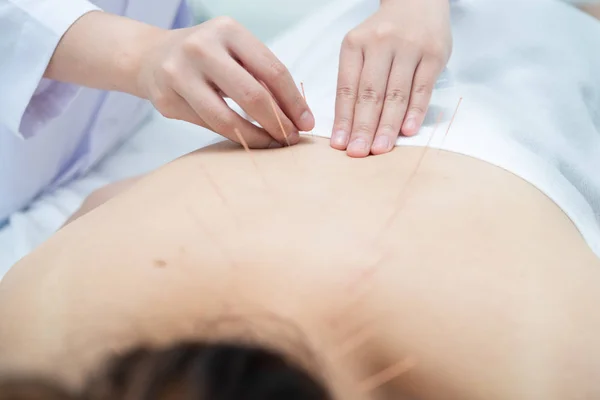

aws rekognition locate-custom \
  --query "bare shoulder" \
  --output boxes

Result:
[1,137,598,395]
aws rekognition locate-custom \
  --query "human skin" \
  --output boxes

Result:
[332,0,452,156]
[0,138,599,399]
[45,11,312,147]
[45,0,454,154]
[579,3,600,19]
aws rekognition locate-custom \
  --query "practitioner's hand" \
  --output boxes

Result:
[332,0,452,157]
[137,16,314,148]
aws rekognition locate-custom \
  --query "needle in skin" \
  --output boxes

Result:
[234,128,269,189]
[330,251,393,359]
[260,81,294,148]
[380,110,445,234]
[262,84,300,166]
[197,161,239,225]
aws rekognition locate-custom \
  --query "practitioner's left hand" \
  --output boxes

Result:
[332,0,452,157]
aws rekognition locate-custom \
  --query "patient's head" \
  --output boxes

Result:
[0,341,334,399]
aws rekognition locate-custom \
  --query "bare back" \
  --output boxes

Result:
[1,138,599,399]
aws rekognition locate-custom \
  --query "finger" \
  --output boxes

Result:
[227,30,314,132]
[332,37,363,150]
[207,53,300,145]
[347,47,393,158]
[176,80,277,148]
[371,56,418,155]
[401,58,443,136]
[154,87,210,128]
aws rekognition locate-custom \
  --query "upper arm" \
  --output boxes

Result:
[0,0,100,136]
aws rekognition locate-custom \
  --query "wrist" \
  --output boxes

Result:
[113,19,166,99]
[45,11,166,99]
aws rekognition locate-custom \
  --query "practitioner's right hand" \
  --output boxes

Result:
[137,16,314,148]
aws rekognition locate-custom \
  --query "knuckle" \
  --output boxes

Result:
[336,86,357,100]
[268,61,288,80]
[159,109,172,119]
[354,121,374,135]
[159,106,178,120]
[409,104,427,115]
[377,123,398,135]
[182,37,206,57]
[385,89,409,104]
[159,107,177,120]
[413,82,432,96]
[343,30,363,49]
[424,43,451,64]
[335,116,353,129]
[358,87,381,104]
[211,15,239,32]
[241,88,265,106]
[153,93,174,115]
[159,61,179,83]
[212,112,235,133]
[395,36,417,49]
[373,23,397,42]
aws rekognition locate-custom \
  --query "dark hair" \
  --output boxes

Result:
[0,341,334,400]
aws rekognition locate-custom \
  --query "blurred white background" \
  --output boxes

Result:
[187,0,335,40]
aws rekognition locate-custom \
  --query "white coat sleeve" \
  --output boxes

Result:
[0,0,101,138]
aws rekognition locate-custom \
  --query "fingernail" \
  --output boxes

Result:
[332,130,349,147]
[403,117,418,135]
[372,136,390,151]
[299,111,314,130]
[348,138,369,152]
